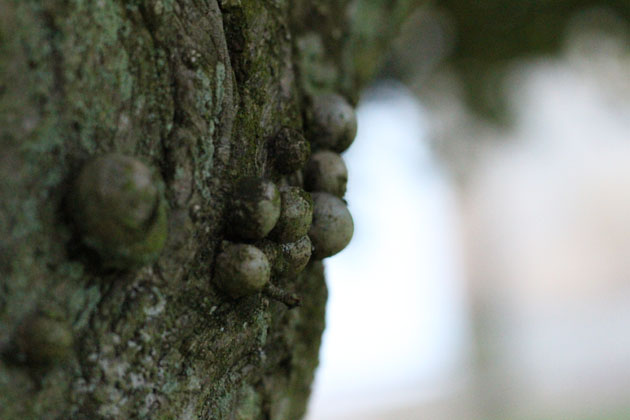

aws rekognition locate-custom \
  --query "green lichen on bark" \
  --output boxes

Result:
[0,0,407,418]
[4,0,621,415]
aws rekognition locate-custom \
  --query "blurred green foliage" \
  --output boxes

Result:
[372,0,629,118]
[443,0,629,64]
[441,0,629,117]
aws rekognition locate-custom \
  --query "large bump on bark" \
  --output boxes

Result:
[309,192,354,259]
[70,154,168,269]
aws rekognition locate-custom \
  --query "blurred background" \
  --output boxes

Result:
[306,2,630,419]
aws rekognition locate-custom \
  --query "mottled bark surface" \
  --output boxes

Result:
[0,1,416,419]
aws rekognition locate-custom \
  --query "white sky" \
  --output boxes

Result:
[305,29,630,419]
[306,83,468,420]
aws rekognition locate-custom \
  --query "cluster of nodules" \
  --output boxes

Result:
[65,94,356,309]
[37,95,354,368]
[213,93,357,307]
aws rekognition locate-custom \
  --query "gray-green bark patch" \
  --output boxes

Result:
[0,0,336,418]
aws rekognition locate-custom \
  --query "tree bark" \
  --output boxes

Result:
[0,1,416,418]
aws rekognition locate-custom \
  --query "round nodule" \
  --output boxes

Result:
[271,187,313,244]
[15,314,73,366]
[306,93,357,153]
[230,177,281,240]
[304,150,348,198]
[280,235,313,277]
[309,192,354,259]
[70,153,168,269]
[213,243,271,299]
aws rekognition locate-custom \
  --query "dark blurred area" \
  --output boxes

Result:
[377,0,629,117]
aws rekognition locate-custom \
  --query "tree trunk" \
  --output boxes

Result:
[0,1,415,418]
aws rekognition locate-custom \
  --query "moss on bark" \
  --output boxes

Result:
[0,0,416,418]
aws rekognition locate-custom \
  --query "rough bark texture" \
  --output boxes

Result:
[0,1,416,419]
